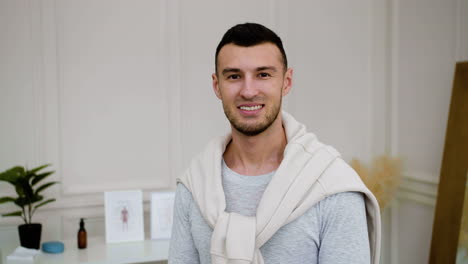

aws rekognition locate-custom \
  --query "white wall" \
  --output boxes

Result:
[391,0,467,263]
[0,0,466,263]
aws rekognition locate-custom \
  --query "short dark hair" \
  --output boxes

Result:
[215,23,288,73]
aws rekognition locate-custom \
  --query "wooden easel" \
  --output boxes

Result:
[429,61,468,264]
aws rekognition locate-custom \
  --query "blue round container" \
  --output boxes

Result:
[41,241,64,254]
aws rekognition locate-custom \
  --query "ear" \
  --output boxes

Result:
[282,68,293,96]
[212,73,222,99]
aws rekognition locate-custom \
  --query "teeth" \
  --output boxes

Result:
[240,105,262,111]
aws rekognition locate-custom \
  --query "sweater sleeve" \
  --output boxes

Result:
[168,184,200,264]
[318,192,371,264]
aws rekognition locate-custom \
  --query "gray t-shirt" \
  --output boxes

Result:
[169,160,370,264]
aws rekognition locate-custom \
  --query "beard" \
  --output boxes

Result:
[222,96,282,136]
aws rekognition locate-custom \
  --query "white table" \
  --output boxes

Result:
[5,237,169,264]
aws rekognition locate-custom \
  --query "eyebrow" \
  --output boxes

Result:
[221,68,241,76]
[221,66,278,76]
[256,66,277,72]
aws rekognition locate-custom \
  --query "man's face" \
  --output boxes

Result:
[212,43,292,136]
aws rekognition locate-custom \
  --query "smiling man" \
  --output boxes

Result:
[169,23,381,264]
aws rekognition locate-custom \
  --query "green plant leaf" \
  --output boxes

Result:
[2,211,22,217]
[33,198,55,210]
[31,171,55,186]
[14,197,27,207]
[17,178,33,198]
[0,164,57,222]
[35,181,59,194]
[9,166,25,174]
[0,197,16,204]
[25,165,50,183]
[29,164,51,174]
[15,184,24,196]
[31,194,43,204]
[0,168,21,185]
[8,167,26,180]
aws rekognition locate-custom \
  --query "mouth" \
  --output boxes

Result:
[237,104,264,115]
[238,104,264,111]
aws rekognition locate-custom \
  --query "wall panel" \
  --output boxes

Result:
[178,0,279,168]
[55,0,171,193]
[1,1,465,264]
[285,0,373,162]
[0,0,42,229]
[396,0,456,175]
[391,0,462,263]
[397,200,435,264]
[0,0,37,169]
[458,0,468,60]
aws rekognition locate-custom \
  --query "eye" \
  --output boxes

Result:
[227,74,241,80]
[258,72,271,78]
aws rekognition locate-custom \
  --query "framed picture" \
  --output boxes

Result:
[105,190,144,243]
[150,191,175,240]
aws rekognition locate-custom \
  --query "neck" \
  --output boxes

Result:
[223,115,287,176]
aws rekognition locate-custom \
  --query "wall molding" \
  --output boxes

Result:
[0,198,154,227]
[388,0,400,261]
[387,171,439,264]
[398,171,467,206]
[0,171,442,224]
[29,0,45,168]
[389,0,400,158]
[385,0,465,262]
[455,0,461,61]
[51,0,174,195]
[397,171,440,206]
[167,0,182,186]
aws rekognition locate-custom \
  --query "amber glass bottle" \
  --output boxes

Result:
[77,218,87,249]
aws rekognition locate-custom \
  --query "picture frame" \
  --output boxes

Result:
[150,191,175,240]
[104,190,145,243]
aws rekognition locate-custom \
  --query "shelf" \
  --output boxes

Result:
[5,237,169,264]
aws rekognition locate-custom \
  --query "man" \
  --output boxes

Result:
[169,23,381,264]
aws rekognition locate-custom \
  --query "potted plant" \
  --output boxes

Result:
[0,164,58,249]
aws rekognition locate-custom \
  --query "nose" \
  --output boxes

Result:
[239,75,259,99]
